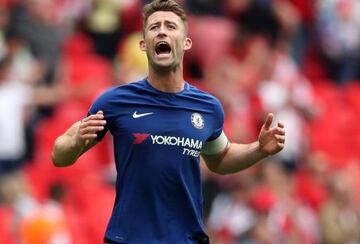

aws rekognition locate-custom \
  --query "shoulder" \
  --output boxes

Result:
[95,79,147,100]
[89,79,147,112]
[186,83,223,109]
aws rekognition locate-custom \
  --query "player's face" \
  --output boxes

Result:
[140,11,192,72]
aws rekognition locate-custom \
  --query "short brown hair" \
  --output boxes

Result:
[143,0,188,33]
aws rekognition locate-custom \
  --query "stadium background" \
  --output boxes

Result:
[1,0,360,243]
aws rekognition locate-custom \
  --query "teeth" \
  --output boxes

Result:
[156,41,168,47]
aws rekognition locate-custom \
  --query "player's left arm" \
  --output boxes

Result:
[202,113,285,175]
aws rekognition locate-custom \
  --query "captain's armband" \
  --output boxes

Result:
[201,131,229,155]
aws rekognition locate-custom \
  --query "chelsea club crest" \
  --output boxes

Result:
[191,113,204,129]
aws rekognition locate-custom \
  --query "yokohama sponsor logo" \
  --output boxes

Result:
[150,135,203,150]
[132,133,203,157]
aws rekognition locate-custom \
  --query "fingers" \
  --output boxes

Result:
[277,122,284,128]
[263,113,274,130]
[277,142,285,150]
[259,113,286,154]
[81,110,104,123]
[275,134,285,144]
[78,111,106,139]
[81,125,105,134]
[274,130,285,152]
[274,126,285,136]
[80,133,99,139]
[274,122,285,147]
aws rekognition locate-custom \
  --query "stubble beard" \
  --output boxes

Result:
[147,53,181,74]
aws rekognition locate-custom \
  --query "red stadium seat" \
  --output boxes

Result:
[308,81,359,167]
[0,206,15,244]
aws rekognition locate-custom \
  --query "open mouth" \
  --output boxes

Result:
[155,41,171,55]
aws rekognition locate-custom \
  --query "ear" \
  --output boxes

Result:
[184,37,192,51]
[139,39,146,52]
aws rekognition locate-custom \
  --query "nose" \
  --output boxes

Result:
[157,24,167,37]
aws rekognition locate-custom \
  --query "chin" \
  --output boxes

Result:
[153,66,174,73]
[153,61,177,72]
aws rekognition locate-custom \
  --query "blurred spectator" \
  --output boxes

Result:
[316,0,360,84]
[19,183,71,244]
[204,53,262,144]
[207,179,257,243]
[222,0,280,49]
[0,37,65,175]
[294,151,330,212]
[222,0,315,70]
[255,36,317,171]
[53,0,91,24]
[85,0,122,60]
[205,31,317,171]
[187,16,236,76]
[0,56,31,174]
[9,0,73,161]
[0,171,38,242]
[10,0,70,85]
[320,171,360,243]
[200,167,222,223]
[287,0,316,65]
[253,160,320,244]
[114,31,148,84]
[0,173,71,244]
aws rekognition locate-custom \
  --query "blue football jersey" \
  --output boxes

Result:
[88,78,224,244]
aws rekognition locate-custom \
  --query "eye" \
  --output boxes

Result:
[150,25,158,31]
[168,25,176,30]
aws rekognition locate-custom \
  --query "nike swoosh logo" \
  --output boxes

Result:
[133,111,154,119]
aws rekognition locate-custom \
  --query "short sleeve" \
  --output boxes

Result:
[207,98,225,141]
[87,92,111,141]
[202,98,228,155]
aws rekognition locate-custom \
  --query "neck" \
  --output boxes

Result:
[147,64,185,93]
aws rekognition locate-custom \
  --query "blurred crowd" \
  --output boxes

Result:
[1,0,360,243]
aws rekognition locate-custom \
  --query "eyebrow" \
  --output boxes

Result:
[148,20,178,28]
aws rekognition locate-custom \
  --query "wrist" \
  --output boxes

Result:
[72,135,86,151]
[256,141,269,159]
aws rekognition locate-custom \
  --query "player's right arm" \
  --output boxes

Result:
[51,111,106,167]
